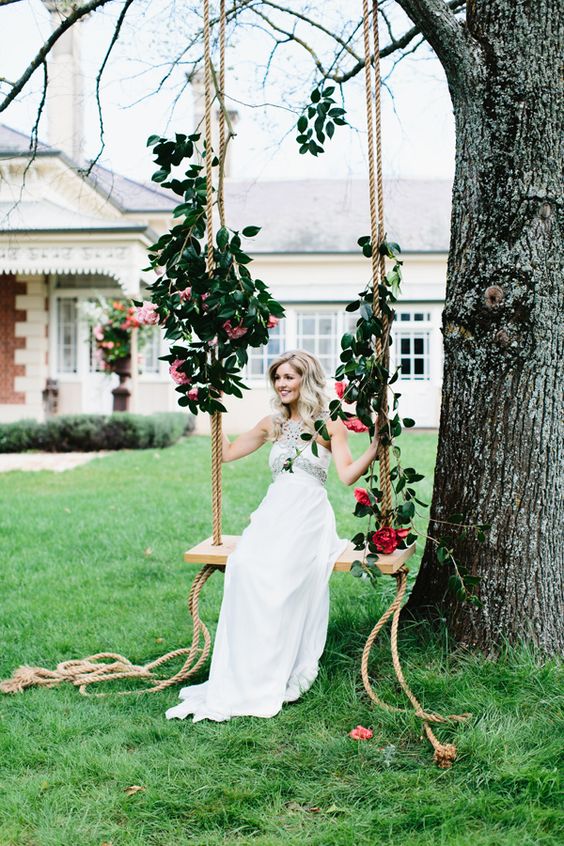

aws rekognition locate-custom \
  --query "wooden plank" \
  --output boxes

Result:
[184,536,416,575]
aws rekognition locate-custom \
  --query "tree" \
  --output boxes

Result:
[2,1,562,655]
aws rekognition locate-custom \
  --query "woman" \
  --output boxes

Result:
[166,349,379,722]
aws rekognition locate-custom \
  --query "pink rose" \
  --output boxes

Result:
[348,725,373,741]
[354,487,371,507]
[334,380,348,400]
[201,292,210,312]
[223,319,248,340]
[343,416,368,433]
[187,387,199,401]
[169,359,191,386]
[267,315,279,329]
[154,265,165,276]
[93,325,104,341]
[179,287,192,302]
[371,527,398,555]
[136,302,159,326]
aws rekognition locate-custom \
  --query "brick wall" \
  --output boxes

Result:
[0,275,26,404]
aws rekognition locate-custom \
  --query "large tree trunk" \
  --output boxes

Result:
[399,0,563,654]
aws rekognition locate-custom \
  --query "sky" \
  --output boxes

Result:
[1,0,456,186]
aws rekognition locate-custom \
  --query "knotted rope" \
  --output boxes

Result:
[359,1,470,766]
[0,564,216,696]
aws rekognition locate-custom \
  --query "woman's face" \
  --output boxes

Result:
[273,362,302,406]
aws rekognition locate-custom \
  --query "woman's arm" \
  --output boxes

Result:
[222,414,273,463]
[326,417,379,486]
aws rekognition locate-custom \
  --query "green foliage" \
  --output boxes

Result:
[0,413,194,453]
[143,133,284,415]
[295,84,348,156]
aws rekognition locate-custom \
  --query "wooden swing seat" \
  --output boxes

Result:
[184,536,416,575]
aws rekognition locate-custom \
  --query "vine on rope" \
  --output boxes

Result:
[137,132,284,415]
[295,85,348,155]
[284,235,487,606]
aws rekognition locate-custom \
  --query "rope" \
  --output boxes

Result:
[359,2,469,766]
[210,411,223,544]
[217,0,226,227]
[360,566,471,766]
[361,0,392,518]
[0,564,217,696]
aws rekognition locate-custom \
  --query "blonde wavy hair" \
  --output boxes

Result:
[267,349,330,441]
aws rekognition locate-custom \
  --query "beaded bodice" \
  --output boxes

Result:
[269,418,331,486]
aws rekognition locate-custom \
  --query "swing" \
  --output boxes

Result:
[1,0,469,768]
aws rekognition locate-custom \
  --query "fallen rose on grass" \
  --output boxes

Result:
[348,725,373,740]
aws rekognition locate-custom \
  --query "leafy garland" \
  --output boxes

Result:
[138,132,284,414]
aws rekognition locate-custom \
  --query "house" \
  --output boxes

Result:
[0,122,451,431]
[0,9,451,433]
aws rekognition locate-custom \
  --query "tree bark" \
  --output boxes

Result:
[400,0,564,655]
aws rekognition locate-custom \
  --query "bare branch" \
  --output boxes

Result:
[0,0,114,112]
[87,0,135,173]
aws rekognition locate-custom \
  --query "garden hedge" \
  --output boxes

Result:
[0,412,195,453]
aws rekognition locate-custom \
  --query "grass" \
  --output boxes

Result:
[0,433,561,846]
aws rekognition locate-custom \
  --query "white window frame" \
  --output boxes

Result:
[392,309,433,382]
[245,319,287,381]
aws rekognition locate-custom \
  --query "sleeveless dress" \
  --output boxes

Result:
[165,418,348,722]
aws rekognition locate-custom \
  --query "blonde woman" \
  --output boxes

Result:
[166,350,379,722]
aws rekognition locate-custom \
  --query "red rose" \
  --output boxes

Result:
[371,527,399,554]
[334,380,348,399]
[354,487,371,507]
[348,725,373,741]
[343,416,368,433]
[395,528,410,540]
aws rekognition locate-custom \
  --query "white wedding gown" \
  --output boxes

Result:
[165,418,348,722]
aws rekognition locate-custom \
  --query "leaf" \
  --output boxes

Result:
[216,226,229,250]
[146,134,160,147]
[242,225,261,237]
[311,88,321,103]
[326,121,335,139]
[402,418,416,428]
[124,785,145,796]
[297,115,308,133]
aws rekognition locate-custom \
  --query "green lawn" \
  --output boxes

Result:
[0,434,561,846]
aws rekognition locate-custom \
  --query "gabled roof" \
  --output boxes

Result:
[0,200,148,233]
[0,124,452,252]
[226,179,452,253]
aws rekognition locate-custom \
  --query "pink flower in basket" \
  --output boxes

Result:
[136,302,159,326]
[223,320,248,340]
[169,359,191,386]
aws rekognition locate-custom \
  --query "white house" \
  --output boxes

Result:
[0,9,451,433]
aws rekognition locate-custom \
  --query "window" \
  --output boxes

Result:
[140,325,162,375]
[246,319,286,379]
[296,311,339,374]
[393,312,431,381]
[56,298,78,373]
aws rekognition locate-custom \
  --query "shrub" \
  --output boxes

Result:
[0,412,194,453]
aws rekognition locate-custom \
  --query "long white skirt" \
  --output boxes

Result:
[166,470,347,722]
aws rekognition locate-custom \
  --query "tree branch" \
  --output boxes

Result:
[395,0,482,92]
[0,0,114,112]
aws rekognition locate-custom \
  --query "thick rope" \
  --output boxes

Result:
[361,0,392,518]
[0,564,217,696]
[217,0,226,227]
[360,566,471,767]
[210,411,223,544]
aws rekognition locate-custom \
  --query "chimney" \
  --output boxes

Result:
[191,70,238,178]
[44,1,84,162]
